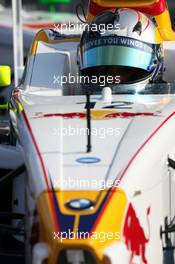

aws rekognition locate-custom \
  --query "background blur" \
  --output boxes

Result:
[0,0,88,12]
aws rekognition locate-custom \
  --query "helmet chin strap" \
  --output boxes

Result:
[150,45,164,83]
[150,60,164,83]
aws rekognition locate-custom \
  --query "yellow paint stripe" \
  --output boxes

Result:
[31,29,80,55]
[155,10,175,40]
[93,0,158,7]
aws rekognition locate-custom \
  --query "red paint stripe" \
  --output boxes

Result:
[24,23,59,29]
[91,111,175,232]
[136,10,141,22]
[89,1,113,16]
[34,112,158,120]
[136,0,167,16]
[22,111,50,189]
[119,8,129,12]
[143,18,150,32]
[22,110,59,232]
[89,0,167,17]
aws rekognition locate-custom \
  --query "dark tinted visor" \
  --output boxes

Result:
[81,66,151,85]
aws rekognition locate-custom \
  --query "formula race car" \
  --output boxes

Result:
[1,0,175,264]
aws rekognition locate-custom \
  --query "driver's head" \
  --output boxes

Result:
[78,8,164,86]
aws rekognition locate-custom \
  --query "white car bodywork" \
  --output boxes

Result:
[1,28,175,264]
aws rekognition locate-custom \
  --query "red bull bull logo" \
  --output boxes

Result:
[123,203,151,264]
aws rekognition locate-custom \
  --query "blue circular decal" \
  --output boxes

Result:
[76,157,101,164]
[66,199,94,210]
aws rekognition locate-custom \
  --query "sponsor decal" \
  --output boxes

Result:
[105,112,157,118]
[84,36,154,53]
[66,199,94,211]
[123,203,151,264]
[33,110,158,120]
[76,157,101,164]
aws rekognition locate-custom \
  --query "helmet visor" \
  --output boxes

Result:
[81,66,151,85]
[80,36,158,84]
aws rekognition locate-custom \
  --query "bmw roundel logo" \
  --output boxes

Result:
[66,199,94,210]
[76,157,101,164]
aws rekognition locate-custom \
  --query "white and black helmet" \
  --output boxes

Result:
[78,8,164,85]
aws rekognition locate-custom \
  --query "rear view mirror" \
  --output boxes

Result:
[0,66,11,87]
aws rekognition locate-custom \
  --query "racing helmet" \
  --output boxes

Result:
[78,8,164,86]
